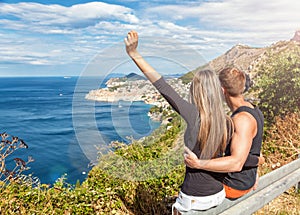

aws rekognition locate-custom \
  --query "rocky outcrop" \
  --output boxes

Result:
[207,44,265,73]
[291,30,300,42]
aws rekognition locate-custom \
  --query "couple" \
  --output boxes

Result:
[124,31,264,214]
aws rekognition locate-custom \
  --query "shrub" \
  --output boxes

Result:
[251,45,300,124]
[260,112,300,173]
[0,132,35,186]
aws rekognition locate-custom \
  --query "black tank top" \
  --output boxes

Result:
[153,78,263,195]
[153,77,224,196]
[223,106,264,190]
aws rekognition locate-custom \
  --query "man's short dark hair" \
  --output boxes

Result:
[219,68,246,97]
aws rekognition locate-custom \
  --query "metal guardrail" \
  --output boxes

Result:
[183,158,300,215]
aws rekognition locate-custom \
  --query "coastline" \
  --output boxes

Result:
[85,77,190,121]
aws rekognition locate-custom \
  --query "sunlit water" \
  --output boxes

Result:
[0,76,160,184]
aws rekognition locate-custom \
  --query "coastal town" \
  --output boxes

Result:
[85,74,190,120]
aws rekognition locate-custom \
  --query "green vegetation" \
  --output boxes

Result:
[149,104,171,116]
[251,43,300,124]
[249,42,300,214]
[179,64,208,84]
[109,85,121,92]
[179,71,194,84]
[0,114,186,214]
[1,41,300,214]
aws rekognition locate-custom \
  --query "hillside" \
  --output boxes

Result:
[180,31,300,84]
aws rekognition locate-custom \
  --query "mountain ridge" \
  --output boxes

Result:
[180,30,300,83]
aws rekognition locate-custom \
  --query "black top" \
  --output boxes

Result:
[153,77,223,196]
[223,106,264,190]
[153,77,261,195]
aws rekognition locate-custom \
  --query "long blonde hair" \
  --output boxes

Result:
[190,70,232,159]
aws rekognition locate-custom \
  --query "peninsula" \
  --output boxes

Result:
[85,73,190,120]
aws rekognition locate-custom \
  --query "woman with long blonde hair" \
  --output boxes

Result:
[124,31,257,214]
[189,69,230,160]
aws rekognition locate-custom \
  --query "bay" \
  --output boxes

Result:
[0,76,160,184]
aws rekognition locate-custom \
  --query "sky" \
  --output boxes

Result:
[0,0,299,77]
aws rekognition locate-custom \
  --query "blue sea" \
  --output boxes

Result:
[0,76,160,185]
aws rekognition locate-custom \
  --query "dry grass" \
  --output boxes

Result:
[254,112,300,215]
[255,187,300,215]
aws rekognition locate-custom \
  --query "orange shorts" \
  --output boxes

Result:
[223,184,252,199]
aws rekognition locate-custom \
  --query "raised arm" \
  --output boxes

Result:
[124,30,161,83]
[124,31,197,124]
[184,111,258,172]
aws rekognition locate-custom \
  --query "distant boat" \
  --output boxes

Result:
[64,76,71,79]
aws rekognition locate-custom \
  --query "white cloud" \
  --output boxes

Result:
[197,0,300,31]
[0,2,139,31]
[0,2,141,68]
[143,0,300,45]
[0,32,88,66]
[157,21,188,31]
[1,0,299,76]
[144,0,300,29]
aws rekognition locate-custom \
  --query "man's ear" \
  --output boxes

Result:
[221,87,226,94]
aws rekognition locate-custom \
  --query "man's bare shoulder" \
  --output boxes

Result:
[232,110,257,136]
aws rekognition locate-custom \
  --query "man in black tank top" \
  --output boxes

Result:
[184,67,264,199]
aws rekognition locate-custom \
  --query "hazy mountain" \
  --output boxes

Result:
[125,72,146,81]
